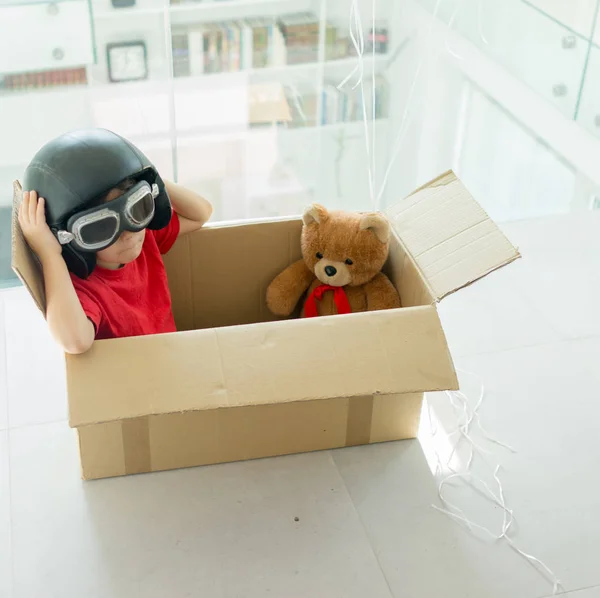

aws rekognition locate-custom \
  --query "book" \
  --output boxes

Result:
[215,27,224,72]
[229,22,241,71]
[240,20,253,70]
[320,88,328,126]
[366,26,389,54]
[251,18,270,69]
[319,75,389,125]
[374,75,389,118]
[220,22,229,72]
[205,27,219,73]
[283,83,318,127]
[172,30,190,77]
[279,12,319,64]
[168,13,381,78]
[270,21,287,67]
[324,84,339,124]
[188,27,204,76]
[267,21,273,67]
[1,67,88,91]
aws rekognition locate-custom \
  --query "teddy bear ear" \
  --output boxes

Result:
[359,213,390,243]
[302,204,328,226]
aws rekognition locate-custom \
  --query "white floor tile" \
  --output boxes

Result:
[511,252,600,340]
[0,295,8,431]
[333,441,556,598]
[0,431,13,598]
[3,288,67,428]
[456,337,600,470]
[334,337,600,597]
[450,339,600,592]
[503,212,600,255]
[438,263,563,358]
[9,422,393,598]
[437,212,600,358]
[502,216,600,339]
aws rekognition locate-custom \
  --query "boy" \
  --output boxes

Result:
[18,129,212,354]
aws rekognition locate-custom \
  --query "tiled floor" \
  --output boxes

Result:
[1,212,600,598]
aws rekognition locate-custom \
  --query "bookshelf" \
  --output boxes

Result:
[0,0,396,220]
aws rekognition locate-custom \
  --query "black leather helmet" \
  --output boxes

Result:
[23,128,172,279]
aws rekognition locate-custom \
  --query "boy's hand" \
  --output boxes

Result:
[18,190,62,261]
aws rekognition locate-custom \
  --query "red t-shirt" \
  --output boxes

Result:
[70,212,181,340]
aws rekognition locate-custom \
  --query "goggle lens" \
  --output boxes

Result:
[78,215,119,247]
[128,192,155,225]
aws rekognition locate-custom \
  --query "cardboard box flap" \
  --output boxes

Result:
[67,305,458,428]
[11,180,46,314]
[385,170,520,301]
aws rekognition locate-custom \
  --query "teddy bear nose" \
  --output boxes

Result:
[324,265,337,277]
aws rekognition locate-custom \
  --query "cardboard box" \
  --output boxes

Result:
[11,170,519,480]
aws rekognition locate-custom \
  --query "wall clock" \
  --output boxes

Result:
[107,41,148,83]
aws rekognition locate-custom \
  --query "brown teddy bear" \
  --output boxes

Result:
[266,204,401,318]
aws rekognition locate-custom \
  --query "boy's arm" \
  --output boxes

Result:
[41,254,95,354]
[164,180,213,236]
[19,191,95,355]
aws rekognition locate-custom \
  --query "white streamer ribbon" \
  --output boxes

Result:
[337,0,366,91]
[427,370,563,595]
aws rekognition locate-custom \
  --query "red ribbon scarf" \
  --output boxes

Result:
[304,284,352,318]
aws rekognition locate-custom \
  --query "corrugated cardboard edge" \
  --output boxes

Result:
[435,254,521,301]
[407,169,456,197]
[11,180,46,314]
[387,169,521,303]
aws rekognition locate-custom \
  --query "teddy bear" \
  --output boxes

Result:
[266,203,401,318]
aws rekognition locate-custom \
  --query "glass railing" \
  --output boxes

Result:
[416,0,600,134]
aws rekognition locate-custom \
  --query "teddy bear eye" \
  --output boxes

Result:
[345,258,353,265]
[316,252,323,259]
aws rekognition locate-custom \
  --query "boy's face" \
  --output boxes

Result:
[95,186,146,268]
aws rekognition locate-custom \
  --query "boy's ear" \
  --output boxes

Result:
[302,204,329,226]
